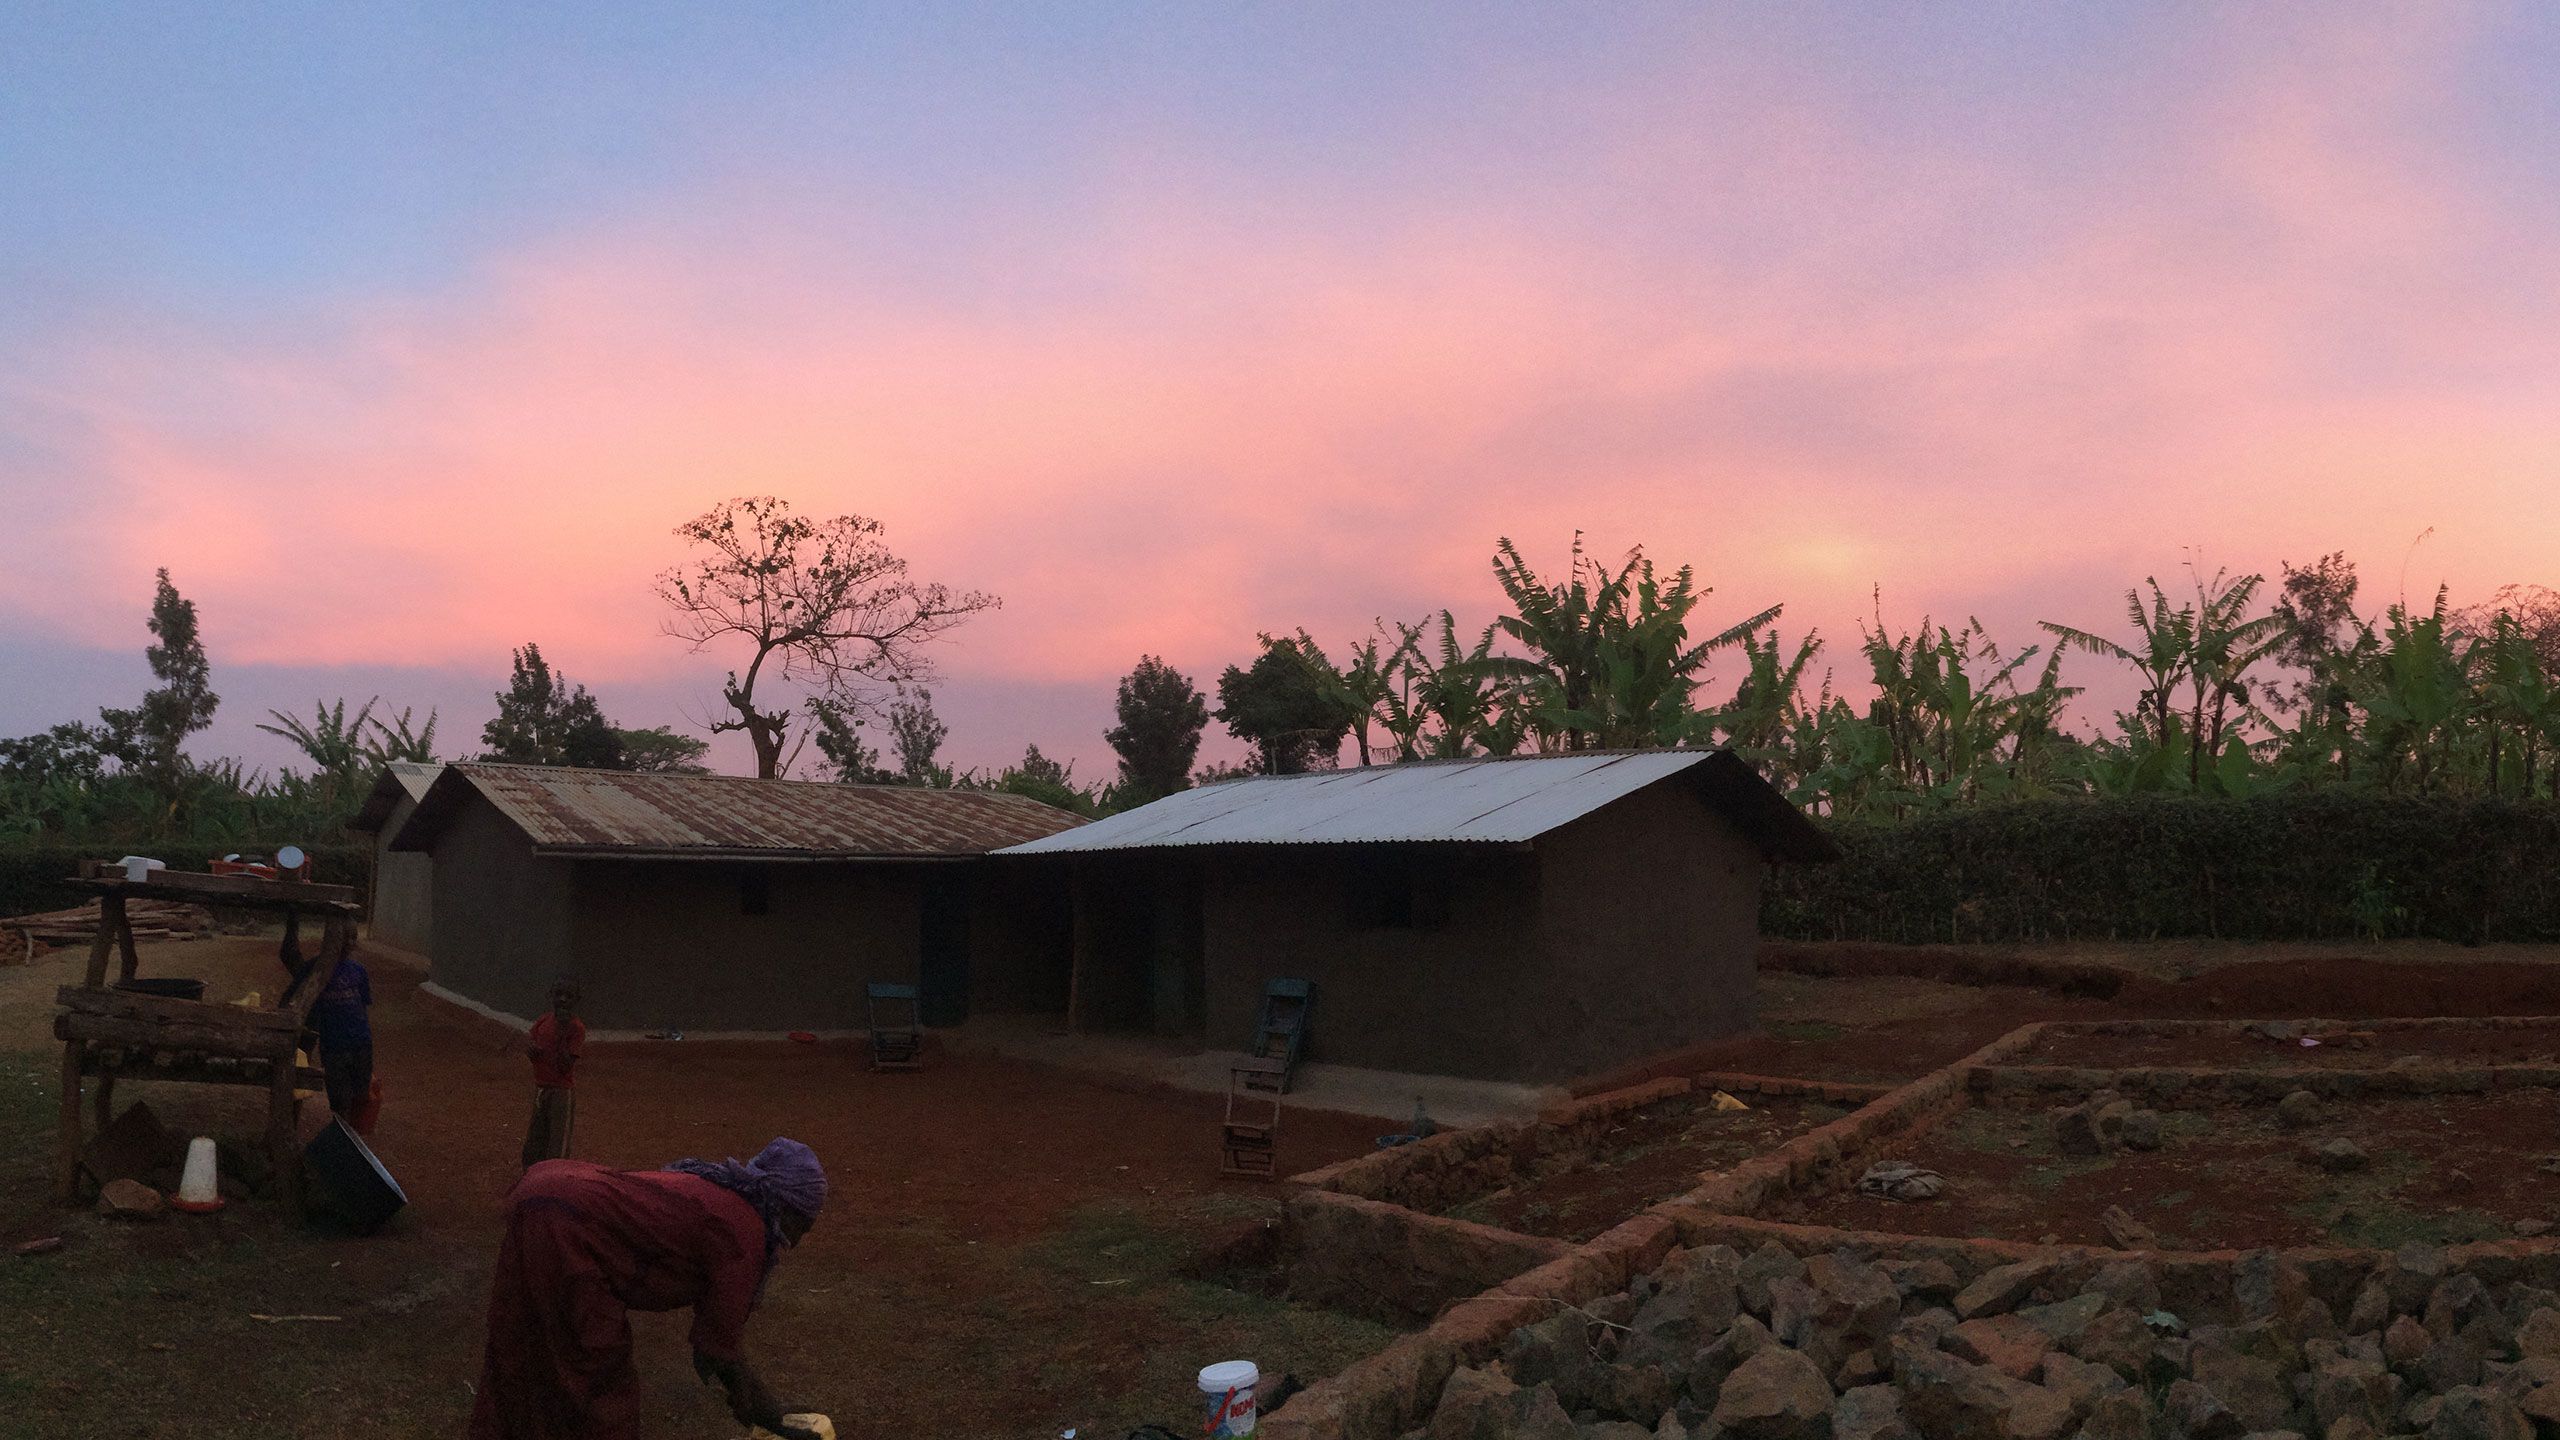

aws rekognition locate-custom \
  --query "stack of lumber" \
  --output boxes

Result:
[2,899,215,963]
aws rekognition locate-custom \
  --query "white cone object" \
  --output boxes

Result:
[173,1136,225,1213]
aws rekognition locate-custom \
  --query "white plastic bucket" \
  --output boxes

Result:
[173,1136,224,1213]
[118,856,164,884]
[1199,1361,1258,1437]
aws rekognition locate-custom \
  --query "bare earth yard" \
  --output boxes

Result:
[8,935,2560,1437]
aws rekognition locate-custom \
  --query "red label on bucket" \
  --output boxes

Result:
[1204,1385,1255,1436]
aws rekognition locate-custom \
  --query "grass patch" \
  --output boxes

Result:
[2017,1155,2112,1193]
[1940,1108,2048,1158]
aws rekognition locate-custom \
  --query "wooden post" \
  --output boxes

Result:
[55,1042,84,1205]
[83,893,120,989]
[93,1072,115,1131]
[115,914,141,982]
[268,1056,302,1217]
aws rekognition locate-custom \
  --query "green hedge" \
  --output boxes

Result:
[0,843,372,922]
[1762,792,2560,944]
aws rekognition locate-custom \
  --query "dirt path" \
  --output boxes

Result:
[0,937,1395,1439]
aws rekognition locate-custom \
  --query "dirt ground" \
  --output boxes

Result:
[1780,1091,2560,1250]
[2017,1022,2560,1070]
[0,938,1397,1440]
[9,934,2560,1437]
[1445,1093,1845,1243]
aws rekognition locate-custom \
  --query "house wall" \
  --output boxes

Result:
[966,862,1075,1015]
[425,795,575,1023]
[365,793,434,956]
[1196,847,1545,1080]
[1526,780,1764,1080]
[566,860,931,1032]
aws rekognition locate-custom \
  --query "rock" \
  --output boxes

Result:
[2346,1281,2392,1336]
[2193,1344,2297,1433]
[2430,1277,2497,1339]
[1508,1384,1581,1440]
[1832,1385,1915,1440]
[2322,1420,2380,1440]
[1835,1348,1886,1389]
[2121,1110,2164,1152]
[2089,1263,2163,1315]
[2068,1306,2158,1383]
[2388,1245,2452,1315]
[2164,1377,2248,1440]
[2516,1309,2560,1360]
[1622,1254,1744,1370]
[1768,1277,1838,1371]
[2304,1355,2398,1435]
[1583,1366,1675,1426]
[1805,1252,1904,1345]
[1952,1315,2055,1380]
[2502,1286,2560,1328]
[2277,1091,2323,1131]
[12,1236,63,1256]
[1680,1315,1775,1408]
[2076,1388,2152,1440]
[2311,1139,2371,1173]
[2054,1102,2105,1157]
[1884,1257,1961,1308]
[2101,1206,2161,1251]
[2019,1295,2112,1348]
[1738,1242,1808,1319]
[2425,1386,2531,1440]
[2389,1315,2437,1367]
[1578,1424,1653,1440]
[1426,1367,1521,1440]
[2238,1253,2316,1324]
[2515,1385,2560,1435]
[1959,1260,2057,1320]
[1898,1350,2075,1440]
[1706,1346,1832,1440]
[1505,1313,1596,1392]
[2422,1334,2488,1395]
[96,1177,164,1221]
[2515,1220,2553,1239]
[2038,1351,2126,1416]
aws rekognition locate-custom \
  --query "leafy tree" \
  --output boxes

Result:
[482,644,625,768]
[1215,635,1358,774]
[257,698,381,808]
[96,569,219,790]
[982,743,1098,817]
[888,690,952,785]
[614,726,712,774]
[804,699,889,783]
[1104,656,1208,804]
[657,496,998,778]
[364,706,440,765]
[2270,552,2363,711]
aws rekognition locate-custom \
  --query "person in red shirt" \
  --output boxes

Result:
[470,1138,827,1440]
[520,980,584,1170]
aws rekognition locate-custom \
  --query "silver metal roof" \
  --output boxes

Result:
[351,762,446,833]
[999,752,1714,853]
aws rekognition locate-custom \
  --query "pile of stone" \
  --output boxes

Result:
[1405,1241,2560,1439]
[2049,1091,2166,1155]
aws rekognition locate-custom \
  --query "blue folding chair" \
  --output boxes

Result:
[1243,979,1313,1094]
[867,982,924,1071]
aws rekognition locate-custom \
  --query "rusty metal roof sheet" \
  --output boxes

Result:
[997,749,1834,862]
[390,764,1085,859]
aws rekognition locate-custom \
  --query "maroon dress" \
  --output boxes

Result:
[470,1160,771,1440]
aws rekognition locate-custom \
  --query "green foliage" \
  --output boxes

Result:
[1104,656,1208,804]
[973,743,1100,817]
[613,726,711,774]
[1764,792,2560,943]
[481,643,624,769]
[95,569,220,793]
[888,690,951,785]
[803,699,890,783]
[1214,634,1359,774]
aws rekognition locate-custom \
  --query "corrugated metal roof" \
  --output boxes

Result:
[999,751,1716,853]
[352,762,446,833]
[392,764,1085,859]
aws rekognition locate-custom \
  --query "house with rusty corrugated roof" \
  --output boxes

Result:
[351,761,446,957]
[387,764,1085,1032]
[995,751,1834,1083]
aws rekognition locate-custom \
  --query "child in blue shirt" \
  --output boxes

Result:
[280,912,374,1123]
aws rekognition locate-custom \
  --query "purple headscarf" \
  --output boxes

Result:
[666,1137,827,1266]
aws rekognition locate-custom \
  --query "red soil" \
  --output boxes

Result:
[1457,1094,1842,1243]
[2019,1024,2560,1071]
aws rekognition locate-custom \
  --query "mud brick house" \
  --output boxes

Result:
[389,764,1082,1031]
[996,751,1835,1083]
[352,760,444,956]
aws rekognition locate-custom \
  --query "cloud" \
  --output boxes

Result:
[3,6,2555,772]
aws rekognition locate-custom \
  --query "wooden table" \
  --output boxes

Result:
[51,865,361,1212]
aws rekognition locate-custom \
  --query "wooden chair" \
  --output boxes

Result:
[1222,1061,1284,1179]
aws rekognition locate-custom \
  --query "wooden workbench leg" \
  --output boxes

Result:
[56,1042,84,1206]
[269,1059,302,1217]
[84,896,120,989]
[93,1073,115,1131]
[115,915,140,982]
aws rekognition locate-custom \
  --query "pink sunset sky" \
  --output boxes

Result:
[3,4,2555,778]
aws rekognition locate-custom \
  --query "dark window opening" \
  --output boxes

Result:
[739,869,771,916]
[1347,853,1451,930]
